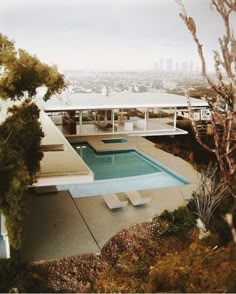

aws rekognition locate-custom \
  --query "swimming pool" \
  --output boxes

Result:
[57,142,189,197]
[73,143,162,180]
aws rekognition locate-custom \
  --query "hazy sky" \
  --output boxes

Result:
[0,0,226,71]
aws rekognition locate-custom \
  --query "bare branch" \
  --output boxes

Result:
[178,0,236,197]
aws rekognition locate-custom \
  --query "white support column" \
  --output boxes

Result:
[173,107,177,130]
[144,108,147,130]
[104,110,107,123]
[79,111,83,134]
[112,109,115,133]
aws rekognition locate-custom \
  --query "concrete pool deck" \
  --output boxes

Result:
[20,136,199,262]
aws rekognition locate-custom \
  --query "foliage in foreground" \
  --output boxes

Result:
[0,100,44,249]
[0,203,236,293]
[0,258,38,293]
[191,162,230,240]
[0,32,66,250]
[151,204,195,237]
[147,241,236,293]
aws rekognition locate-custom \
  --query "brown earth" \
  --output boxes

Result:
[2,206,236,293]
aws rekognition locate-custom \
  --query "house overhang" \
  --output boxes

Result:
[35,109,94,187]
[39,92,209,112]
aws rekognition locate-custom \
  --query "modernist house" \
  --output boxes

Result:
[0,92,209,258]
[39,92,209,137]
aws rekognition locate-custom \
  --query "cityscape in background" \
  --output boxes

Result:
[153,58,200,74]
[64,57,212,98]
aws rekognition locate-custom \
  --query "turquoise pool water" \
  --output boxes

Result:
[57,142,189,197]
[73,143,162,180]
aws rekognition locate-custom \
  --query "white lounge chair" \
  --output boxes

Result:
[126,191,151,206]
[103,194,128,209]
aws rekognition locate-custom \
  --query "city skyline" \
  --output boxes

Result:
[0,0,225,72]
[153,58,199,73]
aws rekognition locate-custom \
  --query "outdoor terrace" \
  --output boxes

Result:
[39,92,208,137]
[52,115,188,137]
[20,136,199,262]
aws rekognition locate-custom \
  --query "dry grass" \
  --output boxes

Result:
[2,207,236,293]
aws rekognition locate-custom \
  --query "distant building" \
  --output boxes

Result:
[177,108,211,121]
[159,58,164,71]
[181,61,188,73]
[102,86,109,96]
[166,58,173,72]
[175,62,180,72]
[189,60,193,73]
[163,80,177,90]
[154,61,159,72]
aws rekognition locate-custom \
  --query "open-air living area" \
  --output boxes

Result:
[51,113,187,137]
[40,91,209,137]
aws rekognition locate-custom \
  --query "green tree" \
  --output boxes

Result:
[0,100,44,181]
[0,148,30,250]
[0,33,66,250]
[0,33,66,101]
[0,100,44,249]
[0,33,16,66]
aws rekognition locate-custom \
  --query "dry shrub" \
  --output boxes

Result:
[193,163,229,234]
[151,205,195,238]
[96,221,192,293]
[146,241,236,293]
[95,269,147,293]
[101,222,153,265]
[33,254,108,293]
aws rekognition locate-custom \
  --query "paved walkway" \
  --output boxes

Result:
[20,136,199,262]
[21,191,100,262]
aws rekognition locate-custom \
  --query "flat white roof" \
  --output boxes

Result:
[0,100,94,187]
[36,110,94,186]
[39,92,208,112]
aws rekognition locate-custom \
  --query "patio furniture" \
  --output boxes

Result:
[129,116,139,127]
[95,122,117,131]
[124,121,133,131]
[126,191,151,206]
[136,119,145,128]
[103,194,128,209]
